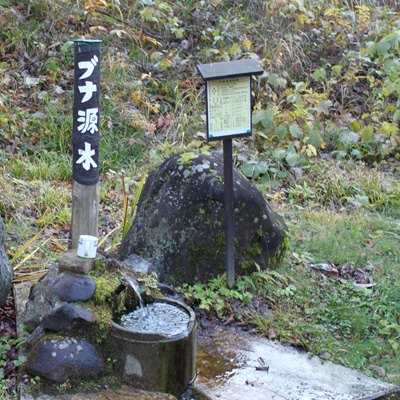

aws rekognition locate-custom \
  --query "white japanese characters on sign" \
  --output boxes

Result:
[76,142,97,171]
[75,51,99,173]
[78,55,99,80]
[77,108,98,134]
[79,81,97,103]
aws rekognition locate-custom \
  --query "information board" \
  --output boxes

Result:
[206,76,251,140]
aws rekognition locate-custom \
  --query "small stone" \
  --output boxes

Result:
[319,352,331,360]
[26,326,46,349]
[123,254,156,275]
[58,249,95,275]
[41,303,93,332]
[55,275,96,302]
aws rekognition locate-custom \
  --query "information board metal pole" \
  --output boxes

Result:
[223,139,235,289]
[70,40,101,249]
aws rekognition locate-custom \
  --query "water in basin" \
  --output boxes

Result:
[118,301,190,336]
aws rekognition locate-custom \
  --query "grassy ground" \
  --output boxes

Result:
[177,199,400,383]
[1,0,400,397]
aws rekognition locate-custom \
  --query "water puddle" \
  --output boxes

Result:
[196,341,244,384]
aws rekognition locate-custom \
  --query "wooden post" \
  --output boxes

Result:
[71,40,102,249]
[71,181,99,249]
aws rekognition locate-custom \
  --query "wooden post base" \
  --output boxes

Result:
[70,180,99,249]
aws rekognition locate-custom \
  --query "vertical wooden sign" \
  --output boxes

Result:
[71,40,102,249]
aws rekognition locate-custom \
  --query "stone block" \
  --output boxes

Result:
[58,249,95,275]
[41,303,93,332]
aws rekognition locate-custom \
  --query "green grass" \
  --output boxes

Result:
[5,152,72,181]
[286,207,400,274]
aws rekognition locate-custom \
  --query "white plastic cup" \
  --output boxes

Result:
[77,235,98,258]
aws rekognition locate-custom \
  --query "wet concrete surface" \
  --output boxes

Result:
[15,282,400,400]
[193,328,400,400]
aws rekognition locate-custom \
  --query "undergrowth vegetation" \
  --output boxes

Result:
[0,0,400,396]
[177,207,400,380]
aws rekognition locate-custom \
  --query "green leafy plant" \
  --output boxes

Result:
[177,274,253,315]
[0,334,27,399]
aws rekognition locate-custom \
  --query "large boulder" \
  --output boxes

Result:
[119,152,289,283]
[0,216,13,307]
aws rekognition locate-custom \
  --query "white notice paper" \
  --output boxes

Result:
[207,76,251,139]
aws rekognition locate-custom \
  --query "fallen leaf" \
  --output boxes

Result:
[223,315,235,325]
[246,380,264,387]
[326,268,339,279]
[269,327,277,340]
[366,238,375,248]
[390,374,400,381]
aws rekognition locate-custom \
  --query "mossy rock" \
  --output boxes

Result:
[119,152,289,284]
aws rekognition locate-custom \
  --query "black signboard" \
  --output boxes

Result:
[72,40,102,185]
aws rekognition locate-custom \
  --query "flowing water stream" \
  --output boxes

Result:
[119,272,190,336]
[121,272,146,316]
